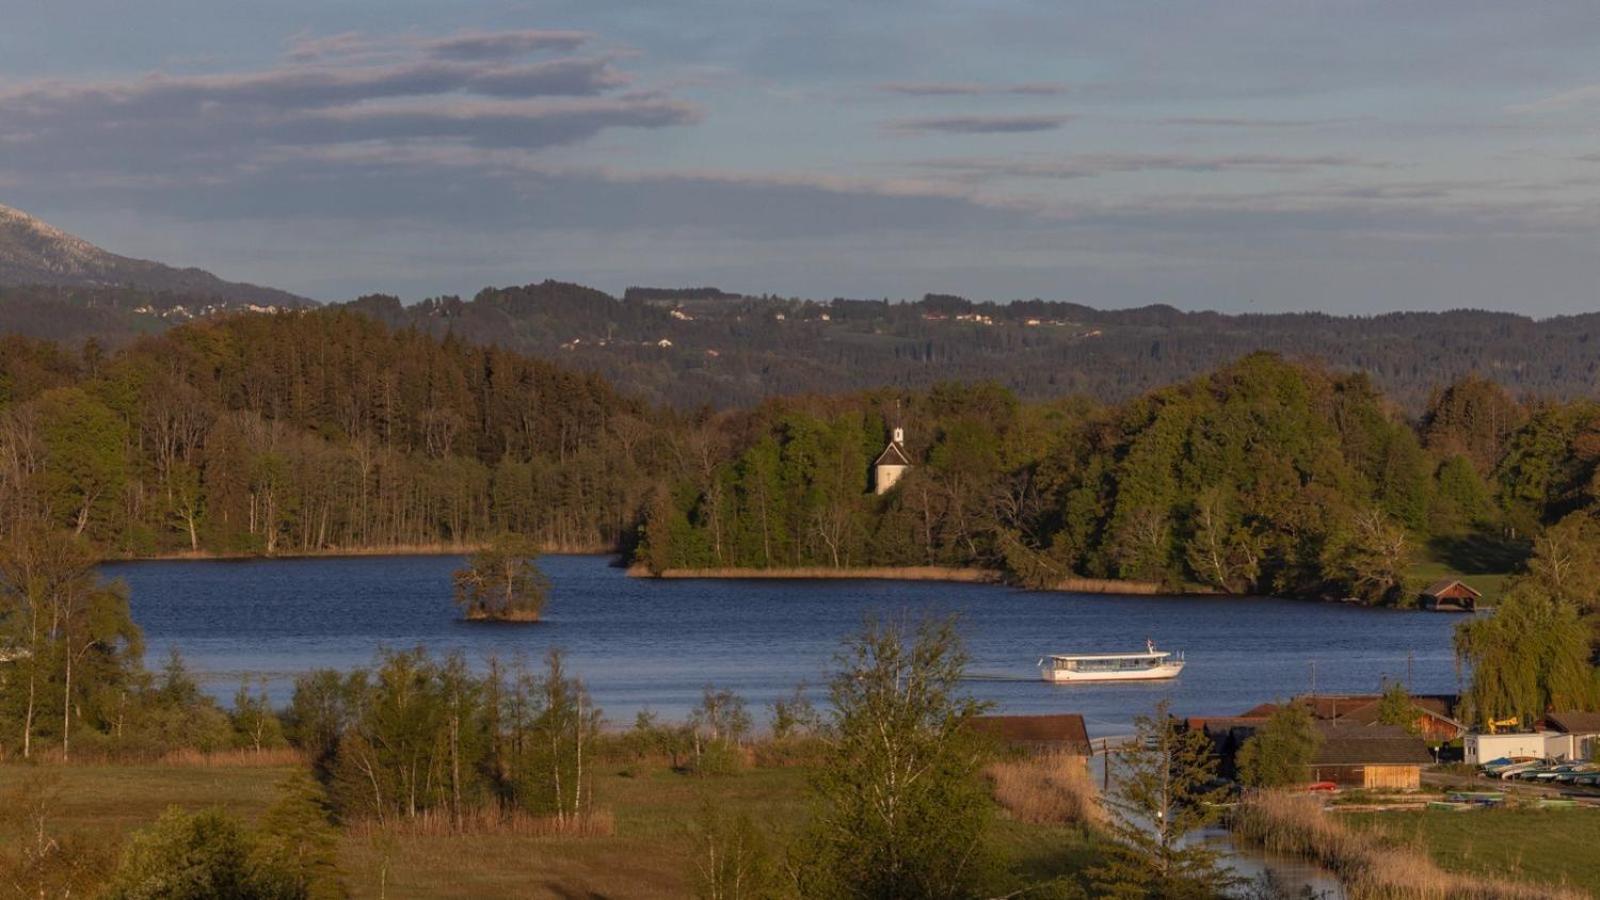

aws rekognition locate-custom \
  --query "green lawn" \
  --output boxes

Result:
[1348,807,1600,895]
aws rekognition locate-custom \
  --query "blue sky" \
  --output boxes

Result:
[3,1,1598,312]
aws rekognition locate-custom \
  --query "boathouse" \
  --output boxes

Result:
[1419,579,1482,612]
[1308,723,1433,790]
[968,713,1092,757]
[873,427,912,495]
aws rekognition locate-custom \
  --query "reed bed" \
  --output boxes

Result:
[347,806,615,839]
[154,747,307,768]
[629,564,1005,583]
[986,751,1104,828]
[1232,791,1585,900]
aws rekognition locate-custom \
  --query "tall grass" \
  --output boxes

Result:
[154,747,307,768]
[985,752,1104,828]
[346,806,615,839]
[1232,791,1584,900]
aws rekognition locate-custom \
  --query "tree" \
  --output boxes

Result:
[451,534,549,621]
[1325,508,1413,605]
[0,523,142,759]
[688,802,779,900]
[798,616,997,899]
[254,771,342,900]
[1091,699,1234,899]
[1455,581,1599,728]
[1236,703,1321,788]
[1375,680,1420,735]
[32,388,128,539]
[506,649,601,823]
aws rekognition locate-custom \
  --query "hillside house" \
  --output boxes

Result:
[1420,579,1482,612]
[873,427,911,495]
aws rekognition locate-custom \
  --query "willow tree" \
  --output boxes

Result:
[1456,582,1599,728]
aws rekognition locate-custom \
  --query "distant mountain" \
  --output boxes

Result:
[0,203,311,307]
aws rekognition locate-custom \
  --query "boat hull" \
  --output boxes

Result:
[1040,661,1185,683]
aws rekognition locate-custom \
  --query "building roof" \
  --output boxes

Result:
[1422,579,1483,599]
[1239,694,1461,728]
[968,714,1090,749]
[1545,710,1600,735]
[1312,723,1434,766]
[874,441,911,467]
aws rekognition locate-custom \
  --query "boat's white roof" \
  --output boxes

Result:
[1045,650,1171,660]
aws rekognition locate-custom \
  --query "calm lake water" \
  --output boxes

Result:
[105,554,1463,737]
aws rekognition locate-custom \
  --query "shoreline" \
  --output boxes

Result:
[625,564,1177,596]
[107,543,618,563]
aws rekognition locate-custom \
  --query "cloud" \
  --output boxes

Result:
[1158,116,1353,129]
[423,30,593,61]
[288,29,591,63]
[0,31,695,180]
[1508,84,1600,113]
[913,153,1385,181]
[878,81,1069,97]
[888,114,1072,135]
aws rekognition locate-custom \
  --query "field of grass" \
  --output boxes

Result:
[1348,807,1600,896]
[1,757,1105,899]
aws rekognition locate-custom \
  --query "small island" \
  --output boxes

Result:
[451,534,549,622]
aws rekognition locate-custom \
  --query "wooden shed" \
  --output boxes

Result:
[968,714,1092,757]
[1420,579,1482,612]
[1308,723,1434,790]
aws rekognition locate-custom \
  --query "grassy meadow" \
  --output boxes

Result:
[1,752,1107,899]
[1347,807,1600,897]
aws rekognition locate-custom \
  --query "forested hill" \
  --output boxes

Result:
[4,262,1598,412]
[340,284,1600,412]
[2,309,1597,613]
[0,310,663,557]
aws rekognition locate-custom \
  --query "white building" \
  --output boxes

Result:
[873,427,911,495]
[1545,711,1600,761]
[1464,731,1558,764]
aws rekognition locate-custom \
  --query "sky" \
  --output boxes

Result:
[2,1,1598,313]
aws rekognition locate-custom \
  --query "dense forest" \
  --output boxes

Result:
[2,307,1598,603]
[0,311,664,556]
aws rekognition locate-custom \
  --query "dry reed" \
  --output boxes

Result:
[1232,791,1584,900]
[347,806,615,839]
[986,751,1104,828]
[154,747,308,768]
[630,564,1004,583]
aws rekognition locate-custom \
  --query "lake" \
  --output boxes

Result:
[106,554,1464,737]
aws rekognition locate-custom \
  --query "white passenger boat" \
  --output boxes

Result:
[1038,640,1185,683]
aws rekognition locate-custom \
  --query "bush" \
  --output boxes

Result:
[103,807,301,900]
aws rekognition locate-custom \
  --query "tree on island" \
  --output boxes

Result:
[452,535,549,622]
